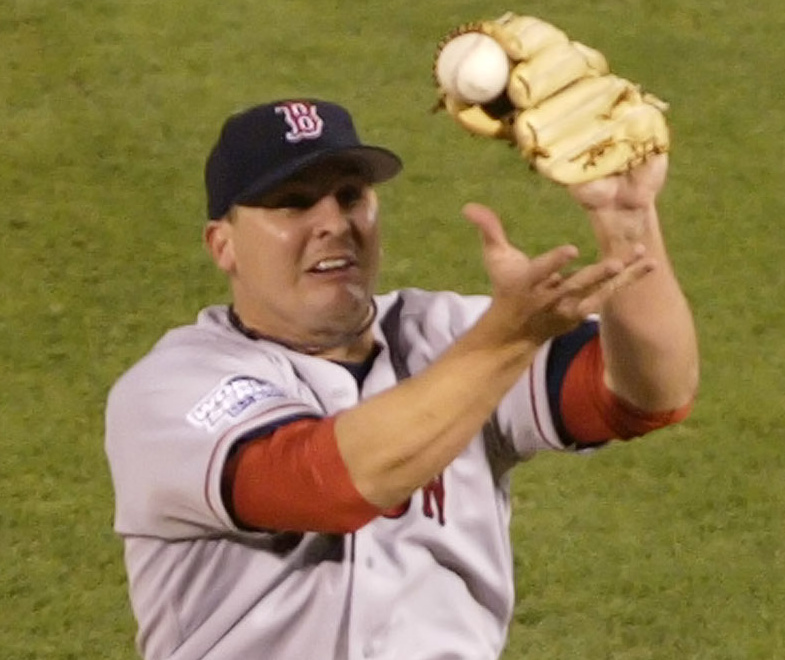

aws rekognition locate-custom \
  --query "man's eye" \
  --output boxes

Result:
[335,185,364,207]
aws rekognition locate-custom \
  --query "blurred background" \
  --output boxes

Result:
[1,1,783,657]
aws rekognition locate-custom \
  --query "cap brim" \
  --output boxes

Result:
[234,146,402,206]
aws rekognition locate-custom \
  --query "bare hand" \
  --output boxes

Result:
[463,203,655,345]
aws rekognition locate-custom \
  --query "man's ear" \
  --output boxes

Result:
[204,220,235,273]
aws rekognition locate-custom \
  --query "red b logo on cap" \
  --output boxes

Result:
[275,102,324,143]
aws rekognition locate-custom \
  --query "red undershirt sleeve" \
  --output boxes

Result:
[560,335,693,445]
[222,416,382,534]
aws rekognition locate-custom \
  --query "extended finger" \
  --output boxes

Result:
[573,257,657,316]
[556,257,627,296]
[462,203,510,252]
[543,272,564,289]
[526,244,581,287]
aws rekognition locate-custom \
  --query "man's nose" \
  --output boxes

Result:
[311,194,353,235]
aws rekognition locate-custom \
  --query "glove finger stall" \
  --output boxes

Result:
[507,41,608,109]
[529,99,670,184]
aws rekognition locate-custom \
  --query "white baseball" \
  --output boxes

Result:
[436,32,510,105]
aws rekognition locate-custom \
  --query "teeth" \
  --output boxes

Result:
[314,258,350,272]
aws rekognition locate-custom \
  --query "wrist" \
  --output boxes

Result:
[471,304,546,358]
[588,203,660,258]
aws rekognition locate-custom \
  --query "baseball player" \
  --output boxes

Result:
[105,98,698,659]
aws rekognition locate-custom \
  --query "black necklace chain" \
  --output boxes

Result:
[226,300,378,356]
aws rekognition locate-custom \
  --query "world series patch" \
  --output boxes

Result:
[187,376,287,430]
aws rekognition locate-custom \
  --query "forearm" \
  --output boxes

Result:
[336,313,538,508]
[335,196,661,509]
[590,203,699,410]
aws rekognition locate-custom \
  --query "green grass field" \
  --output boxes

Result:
[2,1,783,658]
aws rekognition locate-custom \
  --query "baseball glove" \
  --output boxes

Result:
[432,12,670,184]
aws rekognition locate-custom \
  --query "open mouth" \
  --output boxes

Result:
[308,257,357,274]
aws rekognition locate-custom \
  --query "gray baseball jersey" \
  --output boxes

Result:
[105,288,582,660]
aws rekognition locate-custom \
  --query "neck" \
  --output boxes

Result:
[227,300,378,361]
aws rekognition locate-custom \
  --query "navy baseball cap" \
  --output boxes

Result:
[205,99,403,219]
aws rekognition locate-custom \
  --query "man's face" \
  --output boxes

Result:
[206,161,381,353]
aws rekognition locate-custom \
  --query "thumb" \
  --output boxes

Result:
[462,203,511,254]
